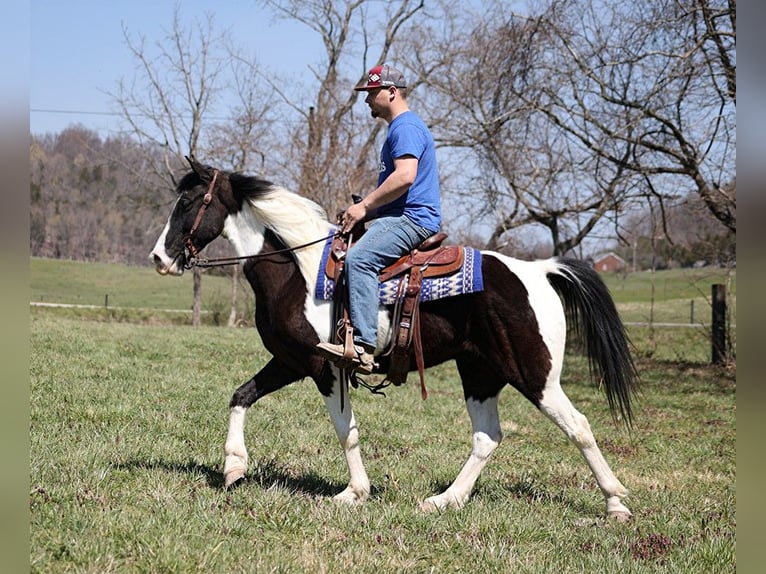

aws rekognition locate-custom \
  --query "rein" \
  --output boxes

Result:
[185,232,339,269]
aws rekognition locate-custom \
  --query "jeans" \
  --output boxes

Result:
[345,215,434,349]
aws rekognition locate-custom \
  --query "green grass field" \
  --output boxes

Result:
[29,258,736,572]
[30,257,241,312]
[601,267,736,326]
[30,257,253,327]
[30,314,735,572]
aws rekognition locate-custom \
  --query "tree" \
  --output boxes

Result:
[112,6,276,325]
[519,0,736,234]
[613,189,735,270]
[257,0,427,216]
[30,127,163,265]
[401,2,637,255]
[407,0,734,255]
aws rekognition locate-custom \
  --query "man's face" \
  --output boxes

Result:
[364,87,387,118]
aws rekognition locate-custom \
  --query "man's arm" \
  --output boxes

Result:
[340,155,417,233]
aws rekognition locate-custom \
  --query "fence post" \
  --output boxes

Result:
[711,284,726,365]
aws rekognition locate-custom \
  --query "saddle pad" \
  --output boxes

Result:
[314,237,484,305]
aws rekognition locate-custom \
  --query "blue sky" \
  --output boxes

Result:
[30,0,321,136]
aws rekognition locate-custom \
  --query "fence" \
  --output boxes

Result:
[613,283,734,366]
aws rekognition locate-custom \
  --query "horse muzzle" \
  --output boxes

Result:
[151,251,185,276]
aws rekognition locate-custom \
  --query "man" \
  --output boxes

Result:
[316,64,442,374]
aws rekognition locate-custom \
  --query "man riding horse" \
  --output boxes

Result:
[316,64,442,375]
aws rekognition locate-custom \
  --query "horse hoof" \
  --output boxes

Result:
[421,491,464,512]
[333,487,367,505]
[224,469,247,489]
[420,495,454,512]
[607,510,633,522]
[420,499,440,513]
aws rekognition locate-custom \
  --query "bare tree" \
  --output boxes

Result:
[258,0,426,216]
[205,47,276,174]
[30,128,167,265]
[405,4,629,254]
[521,0,736,234]
[408,0,734,255]
[113,7,229,184]
[204,49,279,328]
[111,6,272,325]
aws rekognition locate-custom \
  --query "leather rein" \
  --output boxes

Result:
[181,169,339,270]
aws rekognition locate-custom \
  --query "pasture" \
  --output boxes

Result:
[30,259,735,572]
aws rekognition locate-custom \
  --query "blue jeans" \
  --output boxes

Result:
[345,215,434,348]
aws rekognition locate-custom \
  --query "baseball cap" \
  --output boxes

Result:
[354,64,407,91]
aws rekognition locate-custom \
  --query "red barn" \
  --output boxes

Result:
[593,252,626,273]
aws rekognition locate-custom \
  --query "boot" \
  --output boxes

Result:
[316,341,376,375]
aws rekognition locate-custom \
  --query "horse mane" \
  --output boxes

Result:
[228,171,333,289]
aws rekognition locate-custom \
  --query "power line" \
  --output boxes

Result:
[31,108,121,117]
[30,107,245,123]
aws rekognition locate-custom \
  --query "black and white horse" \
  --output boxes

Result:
[150,158,639,519]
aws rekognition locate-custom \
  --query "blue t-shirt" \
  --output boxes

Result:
[376,111,441,233]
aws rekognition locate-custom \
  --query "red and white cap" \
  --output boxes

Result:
[354,64,407,91]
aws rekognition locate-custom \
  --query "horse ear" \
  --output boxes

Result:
[185,155,210,181]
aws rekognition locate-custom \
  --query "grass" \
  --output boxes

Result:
[30,257,201,309]
[601,266,736,324]
[601,266,735,303]
[30,312,735,573]
[30,257,252,326]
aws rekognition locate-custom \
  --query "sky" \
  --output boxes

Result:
[30,0,322,137]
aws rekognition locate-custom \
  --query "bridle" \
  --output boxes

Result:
[180,168,340,270]
[182,169,219,260]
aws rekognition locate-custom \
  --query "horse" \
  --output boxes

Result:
[150,157,639,519]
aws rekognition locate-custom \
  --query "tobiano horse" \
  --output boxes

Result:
[150,157,639,519]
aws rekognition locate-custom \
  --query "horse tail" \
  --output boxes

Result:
[547,257,640,427]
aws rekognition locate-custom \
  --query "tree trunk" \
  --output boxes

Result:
[192,267,202,327]
[227,266,239,327]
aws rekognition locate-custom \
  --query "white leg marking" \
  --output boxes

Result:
[539,384,632,519]
[422,397,502,511]
[223,405,249,488]
[323,373,370,504]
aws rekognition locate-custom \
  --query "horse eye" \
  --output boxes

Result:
[179,192,195,209]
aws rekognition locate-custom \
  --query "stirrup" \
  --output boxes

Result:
[316,342,376,375]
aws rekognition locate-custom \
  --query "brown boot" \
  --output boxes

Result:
[316,342,376,375]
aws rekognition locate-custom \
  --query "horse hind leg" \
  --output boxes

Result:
[538,383,632,521]
[421,396,502,511]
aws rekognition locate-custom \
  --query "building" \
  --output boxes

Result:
[593,252,626,273]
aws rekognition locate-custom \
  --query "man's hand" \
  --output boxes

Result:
[341,201,368,234]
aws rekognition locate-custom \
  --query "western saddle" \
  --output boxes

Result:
[324,223,463,400]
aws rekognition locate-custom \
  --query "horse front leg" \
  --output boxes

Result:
[223,358,299,488]
[422,396,502,511]
[538,384,632,521]
[322,372,370,504]
[224,404,249,488]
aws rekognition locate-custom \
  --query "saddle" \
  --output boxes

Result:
[325,227,463,400]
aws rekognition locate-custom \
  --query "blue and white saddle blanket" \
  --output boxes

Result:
[314,236,484,305]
